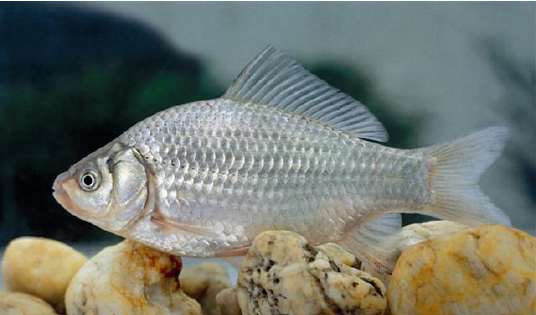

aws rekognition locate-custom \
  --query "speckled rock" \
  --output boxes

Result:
[316,243,362,269]
[1,237,87,312]
[0,291,58,315]
[180,263,232,315]
[215,288,242,315]
[388,225,536,315]
[65,240,201,315]
[236,230,387,315]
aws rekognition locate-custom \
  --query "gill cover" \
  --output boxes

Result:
[111,148,149,223]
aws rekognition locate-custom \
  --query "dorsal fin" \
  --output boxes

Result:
[223,45,388,142]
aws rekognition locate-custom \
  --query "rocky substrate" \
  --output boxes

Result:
[1,222,534,315]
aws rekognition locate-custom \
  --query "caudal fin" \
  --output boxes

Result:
[425,126,511,226]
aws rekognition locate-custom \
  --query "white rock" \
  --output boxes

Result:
[179,262,232,315]
[215,288,241,315]
[395,220,469,249]
[65,240,201,315]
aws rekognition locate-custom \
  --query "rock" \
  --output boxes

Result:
[215,288,242,315]
[316,242,398,293]
[179,262,232,315]
[394,220,469,249]
[1,237,87,312]
[0,291,58,315]
[388,225,536,315]
[65,240,201,315]
[316,243,362,269]
[236,230,387,315]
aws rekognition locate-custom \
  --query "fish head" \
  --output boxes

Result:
[53,142,150,233]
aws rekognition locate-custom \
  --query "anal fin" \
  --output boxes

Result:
[338,213,402,273]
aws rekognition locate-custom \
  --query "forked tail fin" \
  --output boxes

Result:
[339,127,510,273]
[424,126,511,226]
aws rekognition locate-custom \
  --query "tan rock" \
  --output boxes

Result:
[180,262,232,315]
[0,291,58,315]
[65,240,201,315]
[1,237,87,312]
[236,230,387,315]
[215,288,242,315]
[388,225,536,315]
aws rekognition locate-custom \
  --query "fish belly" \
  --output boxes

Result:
[120,99,432,246]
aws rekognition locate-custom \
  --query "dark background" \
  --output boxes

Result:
[1,2,534,245]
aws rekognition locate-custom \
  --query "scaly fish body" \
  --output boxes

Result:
[53,46,510,270]
[118,99,430,255]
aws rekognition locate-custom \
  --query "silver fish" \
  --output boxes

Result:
[53,46,510,270]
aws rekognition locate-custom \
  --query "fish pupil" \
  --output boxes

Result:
[83,174,93,187]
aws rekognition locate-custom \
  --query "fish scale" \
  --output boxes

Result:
[119,99,431,244]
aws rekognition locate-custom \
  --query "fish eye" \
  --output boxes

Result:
[79,170,100,192]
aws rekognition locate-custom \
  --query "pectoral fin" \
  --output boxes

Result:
[216,246,250,257]
[151,216,221,238]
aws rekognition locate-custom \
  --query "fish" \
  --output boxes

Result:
[52,46,510,271]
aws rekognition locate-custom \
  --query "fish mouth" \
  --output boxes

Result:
[52,171,80,215]
[52,171,70,193]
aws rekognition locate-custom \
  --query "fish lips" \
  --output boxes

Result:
[52,171,78,213]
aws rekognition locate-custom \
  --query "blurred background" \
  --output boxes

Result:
[1,2,534,250]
